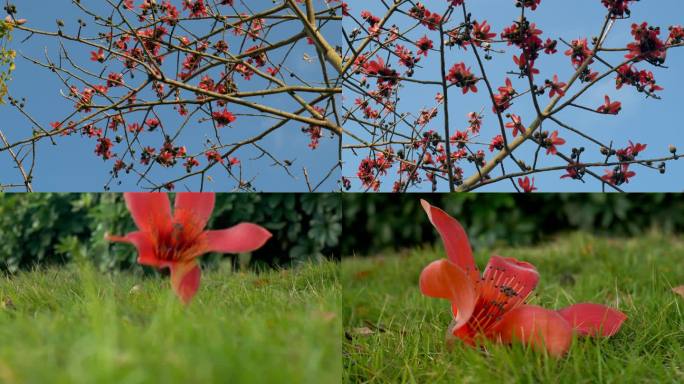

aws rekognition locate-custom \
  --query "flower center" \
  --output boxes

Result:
[468,266,531,333]
[153,209,207,262]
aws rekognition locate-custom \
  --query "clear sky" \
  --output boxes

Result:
[343,0,684,192]
[0,0,340,192]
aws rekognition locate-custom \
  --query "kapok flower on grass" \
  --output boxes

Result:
[419,200,626,356]
[107,193,271,304]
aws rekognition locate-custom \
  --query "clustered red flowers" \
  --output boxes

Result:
[615,64,663,94]
[23,0,340,191]
[212,109,237,127]
[408,3,442,30]
[446,63,478,94]
[344,0,682,192]
[357,151,394,191]
[626,22,667,65]
[601,0,636,18]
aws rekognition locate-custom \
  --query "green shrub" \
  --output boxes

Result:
[341,194,684,256]
[0,193,341,273]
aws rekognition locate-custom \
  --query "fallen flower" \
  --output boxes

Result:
[107,193,272,304]
[419,200,626,356]
[673,285,684,299]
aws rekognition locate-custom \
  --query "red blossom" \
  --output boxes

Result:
[548,75,566,98]
[597,95,622,115]
[489,135,504,152]
[416,35,433,57]
[446,63,478,94]
[419,200,626,356]
[90,48,105,63]
[626,22,667,64]
[601,0,636,18]
[518,176,537,192]
[471,20,496,47]
[505,114,526,137]
[107,193,271,303]
[545,130,566,155]
[211,109,237,127]
[602,164,636,185]
[564,38,593,67]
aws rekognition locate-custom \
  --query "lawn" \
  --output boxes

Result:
[0,261,341,384]
[342,233,684,383]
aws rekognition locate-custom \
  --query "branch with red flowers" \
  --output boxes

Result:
[0,0,343,191]
[341,0,684,192]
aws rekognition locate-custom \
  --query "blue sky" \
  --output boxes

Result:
[343,0,684,192]
[0,0,340,192]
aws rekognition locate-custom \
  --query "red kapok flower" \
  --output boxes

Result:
[416,35,433,57]
[545,130,566,155]
[597,95,622,115]
[418,200,627,356]
[446,62,478,94]
[90,48,105,63]
[107,193,272,304]
[212,109,237,127]
[517,176,537,193]
[505,114,525,138]
[548,75,566,98]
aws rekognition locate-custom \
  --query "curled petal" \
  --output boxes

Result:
[420,259,477,331]
[557,303,627,337]
[493,304,573,357]
[420,200,478,281]
[124,193,172,233]
[482,255,539,305]
[106,231,161,267]
[205,223,272,254]
[169,261,202,304]
[174,193,215,230]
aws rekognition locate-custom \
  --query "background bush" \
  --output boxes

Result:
[342,194,684,256]
[0,193,341,273]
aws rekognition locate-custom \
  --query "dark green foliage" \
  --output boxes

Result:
[342,193,684,256]
[0,193,341,272]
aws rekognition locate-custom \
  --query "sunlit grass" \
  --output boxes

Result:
[0,261,341,384]
[342,232,684,383]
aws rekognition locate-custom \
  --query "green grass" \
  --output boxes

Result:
[0,261,340,384]
[343,232,684,383]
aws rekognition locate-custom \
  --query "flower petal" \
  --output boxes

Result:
[557,303,627,337]
[106,231,161,267]
[174,193,215,230]
[482,255,539,305]
[420,259,477,331]
[493,304,573,357]
[169,261,201,304]
[124,193,172,233]
[420,200,478,281]
[205,223,272,254]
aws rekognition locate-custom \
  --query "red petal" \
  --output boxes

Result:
[174,193,215,230]
[420,200,478,281]
[446,319,477,347]
[420,259,477,331]
[170,261,201,304]
[482,255,539,304]
[106,231,161,267]
[124,193,172,233]
[492,304,573,357]
[557,303,627,337]
[205,223,272,254]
